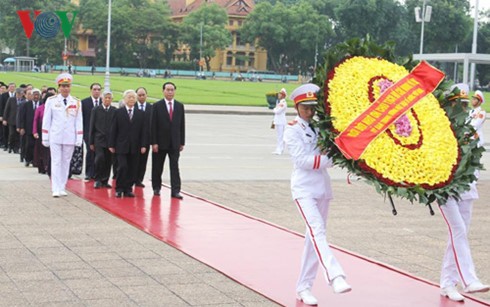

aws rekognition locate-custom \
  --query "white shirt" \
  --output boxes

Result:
[273,98,287,125]
[284,116,334,199]
[469,106,486,147]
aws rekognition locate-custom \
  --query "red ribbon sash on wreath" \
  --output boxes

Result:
[334,61,445,160]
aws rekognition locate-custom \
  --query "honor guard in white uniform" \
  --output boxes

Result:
[284,84,351,306]
[470,90,486,147]
[439,84,489,302]
[42,73,83,197]
[272,88,287,154]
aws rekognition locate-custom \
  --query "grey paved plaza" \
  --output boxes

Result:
[0,106,488,306]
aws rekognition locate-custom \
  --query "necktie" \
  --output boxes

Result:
[128,108,133,121]
[63,98,67,106]
[168,102,173,120]
[140,104,144,111]
[309,123,316,135]
[94,99,98,107]
[34,102,37,110]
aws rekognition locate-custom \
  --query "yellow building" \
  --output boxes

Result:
[164,0,268,72]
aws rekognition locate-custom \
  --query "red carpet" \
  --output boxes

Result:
[67,180,490,307]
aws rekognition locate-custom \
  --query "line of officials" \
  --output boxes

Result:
[0,73,185,199]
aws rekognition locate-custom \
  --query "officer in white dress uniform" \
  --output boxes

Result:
[42,73,83,197]
[470,90,486,147]
[272,88,287,154]
[284,84,351,306]
[439,84,489,302]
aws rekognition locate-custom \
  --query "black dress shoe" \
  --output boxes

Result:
[94,181,102,189]
[102,183,112,188]
[84,176,91,181]
[153,190,160,196]
[171,193,184,199]
[135,182,145,187]
[115,192,123,198]
[124,191,135,197]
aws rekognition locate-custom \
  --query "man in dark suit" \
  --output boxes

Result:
[151,81,185,199]
[109,89,148,198]
[0,83,16,150]
[81,83,102,180]
[89,91,117,189]
[2,87,25,154]
[18,88,41,166]
[134,87,152,187]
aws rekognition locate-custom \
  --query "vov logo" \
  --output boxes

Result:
[17,10,79,39]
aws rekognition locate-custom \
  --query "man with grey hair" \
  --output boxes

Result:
[109,89,148,198]
[18,88,41,166]
[89,90,116,189]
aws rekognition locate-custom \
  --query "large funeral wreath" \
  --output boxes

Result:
[314,37,484,207]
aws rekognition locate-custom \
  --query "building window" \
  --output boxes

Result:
[88,36,96,50]
[235,51,246,66]
[237,20,242,26]
[226,51,233,65]
[229,20,234,26]
[248,52,255,68]
[235,32,242,46]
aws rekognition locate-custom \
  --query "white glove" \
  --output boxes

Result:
[75,142,82,147]
[42,141,49,147]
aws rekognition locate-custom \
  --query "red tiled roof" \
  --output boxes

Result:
[168,0,254,17]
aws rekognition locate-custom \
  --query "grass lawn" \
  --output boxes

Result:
[2,72,489,111]
[0,72,298,107]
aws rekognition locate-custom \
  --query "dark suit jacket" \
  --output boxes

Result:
[150,99,185,149]
[137,102,152,148]
[18,100,37,135]
[3,97,23,126]
[89,105,117,148]
[81,97,99,143]
[109,107,148,154]
[0,92,14,117]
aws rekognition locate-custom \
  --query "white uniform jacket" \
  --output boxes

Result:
[469,106,486,147]
[284,116,333,199]
[42,94,83,145]
[273,98,287,125]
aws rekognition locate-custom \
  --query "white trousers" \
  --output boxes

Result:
[275,124,285,153]
[50,143,75,193]
[439,198,478,288]
[295,197,345,292]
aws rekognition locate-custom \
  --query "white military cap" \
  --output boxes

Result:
[279,88,287,94]
[290,83,320,105]
[473,90,485,104]
[56,73,73,85]
[32,88,41,94]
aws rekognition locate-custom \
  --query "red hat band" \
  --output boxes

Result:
[294,92,317,105]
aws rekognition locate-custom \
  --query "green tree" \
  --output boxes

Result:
[180,3,231,71]
[0,0,75,65]
[240,1,333,73]
[78,0,175,68]
[405,0,472,54]
[331,0,414,55]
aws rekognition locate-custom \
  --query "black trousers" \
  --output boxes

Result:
[115,152,138,193]
[84,141,95,178]
[1,124,8,147]
[94,146,113,184]
[8,125,19,151]
[136,146,150,184]
[151,148,181,194]
[23,134,35,162]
